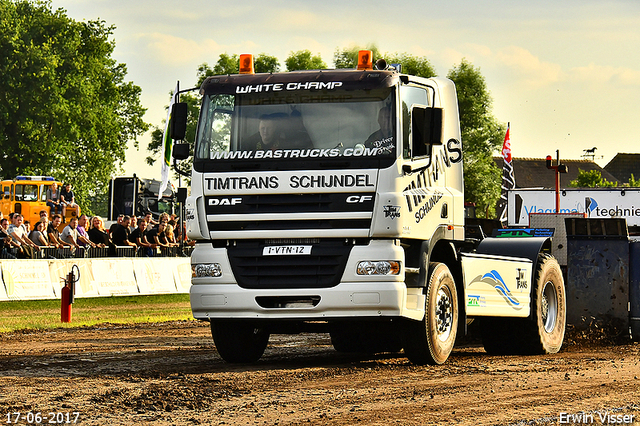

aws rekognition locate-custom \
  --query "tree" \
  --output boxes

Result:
[569,169,618,188]
[447,59,506,218]
[333,45,382,69]
[255,53,280,73]
[0,0,148,214]
[285,50,326,71]
[384,53,436,78]
[196,53,239,86]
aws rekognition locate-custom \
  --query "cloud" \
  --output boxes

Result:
[495,46,564,88]
[135,33,224,65]
[274,9,321,30]
[570,63,640,86]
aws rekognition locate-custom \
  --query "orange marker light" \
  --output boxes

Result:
[239,54,254,74]
[357,50,373,70]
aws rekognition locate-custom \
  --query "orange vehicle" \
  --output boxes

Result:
[0,176,79,227]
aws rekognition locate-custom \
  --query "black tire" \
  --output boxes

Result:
[521,254,566,354]
[402,262,458,365]
[481,254,566,355]
[210,320,269,363]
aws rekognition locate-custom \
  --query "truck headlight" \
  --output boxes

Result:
[192,263,223,278]
[356,261,401,276]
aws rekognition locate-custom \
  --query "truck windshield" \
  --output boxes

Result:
[194,87,396,171]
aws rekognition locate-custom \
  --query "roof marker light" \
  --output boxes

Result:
[239,54,254,74]
[357,50,373,70]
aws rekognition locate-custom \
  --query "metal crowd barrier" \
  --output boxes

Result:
[1,248,18,259]
[2,244,195,260]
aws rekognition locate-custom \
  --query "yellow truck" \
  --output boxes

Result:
[0,176,79,227]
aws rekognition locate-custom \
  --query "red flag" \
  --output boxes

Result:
[501,126,511,163]
[497,124,515,224]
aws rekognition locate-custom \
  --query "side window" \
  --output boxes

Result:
[196,94,234,159]
[400,86,429,159]
[41,185,48,202]
[26,184,38,201]
[14,184,23,201]
[14,184,38,201]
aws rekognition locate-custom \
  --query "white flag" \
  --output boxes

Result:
[159,83,179,200]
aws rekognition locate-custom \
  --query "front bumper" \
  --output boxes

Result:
[189,240,426,321]
[190,280,425,320]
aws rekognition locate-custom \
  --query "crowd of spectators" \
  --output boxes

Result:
[0,209,192,260]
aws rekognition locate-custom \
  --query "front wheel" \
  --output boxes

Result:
[210,320,270,363]
[403,262,458,365]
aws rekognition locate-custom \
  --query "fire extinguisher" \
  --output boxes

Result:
[61,264,80,323]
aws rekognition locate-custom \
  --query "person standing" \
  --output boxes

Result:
[29,221,49,246]
[111,215,136,248]
[47,214,69,248]
[60,217,81,249]
[76,214,97,248]
[130,218,155,256]
[87,216,109,246]
[0,217,16,254]
[7,214,39,258]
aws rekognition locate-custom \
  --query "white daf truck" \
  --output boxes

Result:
[170,51,566,365]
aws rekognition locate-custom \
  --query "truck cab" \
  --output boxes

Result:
[107,176,175,221]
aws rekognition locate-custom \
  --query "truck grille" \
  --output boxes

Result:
[206,193,374,233]
[227,240,354,289]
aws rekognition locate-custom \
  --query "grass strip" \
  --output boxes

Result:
[0,294,193,333]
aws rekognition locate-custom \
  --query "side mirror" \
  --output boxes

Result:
[413,107,443,146]
[172,143,190,160]
[170,102,188,141]
[177,187,188,203]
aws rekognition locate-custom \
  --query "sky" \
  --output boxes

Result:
[50,0,640,181]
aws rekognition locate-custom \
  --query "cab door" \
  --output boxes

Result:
[0,183,11,217]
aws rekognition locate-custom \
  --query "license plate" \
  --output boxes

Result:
[263,245,312,256]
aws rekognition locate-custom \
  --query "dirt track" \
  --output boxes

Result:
[0,321,639,425]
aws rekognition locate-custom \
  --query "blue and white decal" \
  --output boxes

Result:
[474,270,522,308]
[460,252,532,318]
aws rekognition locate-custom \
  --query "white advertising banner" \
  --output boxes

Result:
[91,258,138,296]
[0,271,8,301]
[0,257,191,301]
[508,188,640,227]
[1,260,54,300]
[48,260,100,298]
[173,259,193,293]
[134,258,178,294]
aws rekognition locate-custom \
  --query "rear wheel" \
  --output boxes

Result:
[210,320,270,363]
[403,262,458,365]
[481,254,565,355]
[521,254,566,354]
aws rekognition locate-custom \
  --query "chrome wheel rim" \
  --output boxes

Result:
[435,286,453,341]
